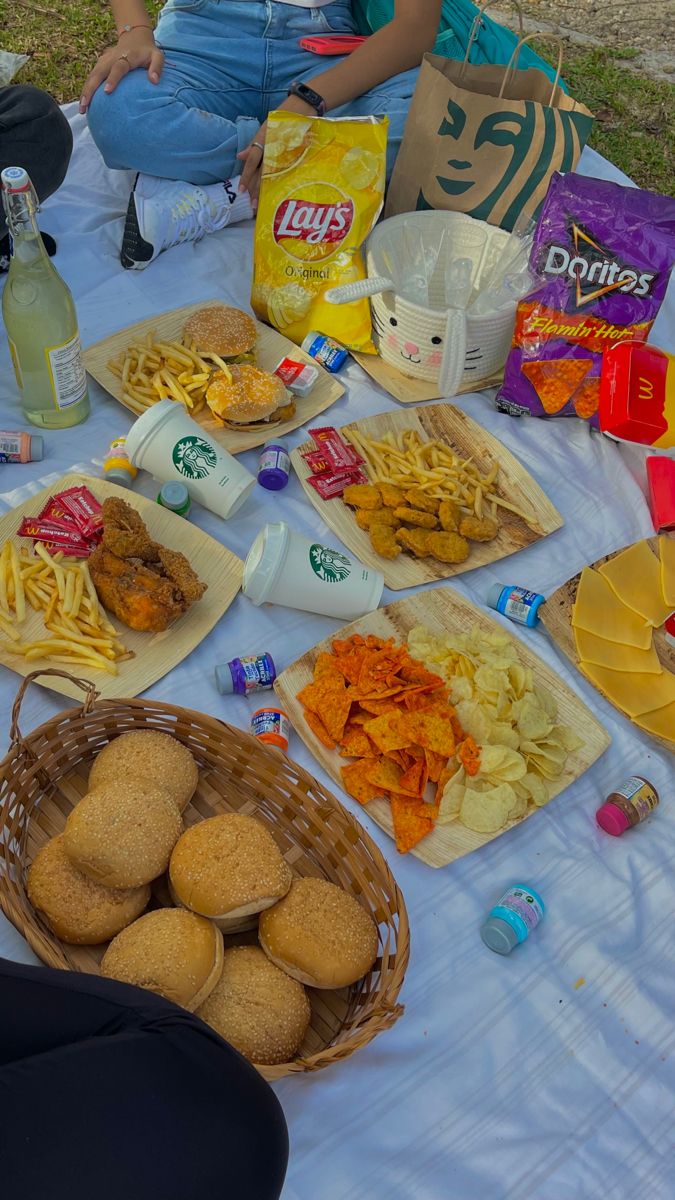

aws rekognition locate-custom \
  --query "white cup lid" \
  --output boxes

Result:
[243,523,289,606]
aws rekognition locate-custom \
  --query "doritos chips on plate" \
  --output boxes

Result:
[251,111,387,353]
[496,173,675,425]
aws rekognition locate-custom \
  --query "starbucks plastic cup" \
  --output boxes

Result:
[243,522,384,620]
[125,399,255,520]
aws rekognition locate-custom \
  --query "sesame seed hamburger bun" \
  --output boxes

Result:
[101,908,224,1011]
[259,877,378,989]
[196,945,310,1065]
[169,813,292,932]
[206,364,295,428]
[89,731,198,813]
[183,305,257,358]
[27,835,150,945]
[64,780,183,889]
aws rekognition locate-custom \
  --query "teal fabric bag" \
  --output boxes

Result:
[352,0,567,89]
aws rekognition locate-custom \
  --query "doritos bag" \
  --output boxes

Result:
[496,173,675,425]
[251,111,387,353]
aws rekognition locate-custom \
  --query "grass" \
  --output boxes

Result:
[0,0,673,192]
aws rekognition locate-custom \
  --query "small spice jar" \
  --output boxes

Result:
[215,653,276,696]
[103,436,137,487]
[481,884,545,955]
[251,706,290,752]
[596,775,659,836]
[257,440,290,491]
[157,481,191,517]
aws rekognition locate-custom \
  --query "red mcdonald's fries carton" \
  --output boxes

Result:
[599,341,675,449]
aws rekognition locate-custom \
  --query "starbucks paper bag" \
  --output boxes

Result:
[385,46,593,232]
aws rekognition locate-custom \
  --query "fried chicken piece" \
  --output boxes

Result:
[342,484,382,511]
[100,497,159,562]
[89,546,187,632]
[369,523,402,559]
[156,547,208,604]
[459,515,500,542]
[438,499,460,532]
[404,488,439,514]
[378,483,406,508]
[425,531,470,563]
[355,507,399,531]
[396,528,433,557]
[393,506,439,529]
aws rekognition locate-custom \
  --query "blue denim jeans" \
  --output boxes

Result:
[88,0,418,183]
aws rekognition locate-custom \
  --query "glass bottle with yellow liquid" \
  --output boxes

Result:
[1,166,89,428]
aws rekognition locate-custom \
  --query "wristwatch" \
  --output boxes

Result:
[288,81,327,117]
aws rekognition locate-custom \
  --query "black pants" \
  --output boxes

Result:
[0,85,73,234]
[0,957,288,1200]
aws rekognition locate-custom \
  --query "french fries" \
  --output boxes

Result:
[0,539,132,675]
[108,333,233,418]
[344,428,533,525]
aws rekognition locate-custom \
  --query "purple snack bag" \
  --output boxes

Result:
[495,173,675,425]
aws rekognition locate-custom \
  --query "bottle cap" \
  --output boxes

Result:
[157,481,191,515]
[596,802,631,836]
[214,664,235,695]
[486,583,504,611]
[105,466,134,488]
[1,166,30,191]
[481,917,519,955]
[301,332,321,354]
[29,435,44,462]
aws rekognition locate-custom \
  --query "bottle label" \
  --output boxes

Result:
[259,448,290,476]
[503,587,539,624]
[612,776,658,820]
[239,654,276,693]
[45,334,87,410]
[492,887,544,932]
[309,337,346,371]
[8,339,23,390]
[251,709,290,744]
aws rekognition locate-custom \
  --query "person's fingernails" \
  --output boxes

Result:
[104,83,112,92]
[79,96,87,112]
[238,180,246,191]
[150,71,159,82]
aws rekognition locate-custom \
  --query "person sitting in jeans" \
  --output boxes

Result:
[81,0,441,269]
[0,84,73,271]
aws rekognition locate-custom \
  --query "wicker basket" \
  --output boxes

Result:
[0,670,409,1080]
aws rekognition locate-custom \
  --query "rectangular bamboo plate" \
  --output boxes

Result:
[0,473,243,701]
[275,587,611,867]
[291,404,563,590]
[353,350,502,404]
[540,538,675,753]
[83,300,345,454]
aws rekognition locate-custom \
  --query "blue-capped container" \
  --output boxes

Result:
[157,481,191,517]
[301,331,348,373]
[481,884,545,955]
[487,583,545,627]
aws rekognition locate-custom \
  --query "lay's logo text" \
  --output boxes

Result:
[273,198,354,245]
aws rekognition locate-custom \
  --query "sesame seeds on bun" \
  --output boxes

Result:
[196,945,310,1065]
[101,908,224,1011]
[183,305,257,357]
[206,364,293,427]
[88,731,199,813]
[63,780,183,889]
[169,813,292,931]
[259,877,379,989]
[27,835,150,945]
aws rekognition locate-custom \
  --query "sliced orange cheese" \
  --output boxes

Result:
[573,627,662,674]
[572,567,652,650]
[658,536,675,609]
[580,660,675,717]
[598,541,672,627]
[634,701,675,743]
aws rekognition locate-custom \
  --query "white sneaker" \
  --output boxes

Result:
[121,174,254,270]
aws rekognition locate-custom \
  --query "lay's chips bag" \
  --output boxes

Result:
[496,173,675,425]
[251,111,387,353]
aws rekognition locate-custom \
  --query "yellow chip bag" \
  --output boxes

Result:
[251,111,387,353]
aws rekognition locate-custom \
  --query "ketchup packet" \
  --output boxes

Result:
[496,173,675,426]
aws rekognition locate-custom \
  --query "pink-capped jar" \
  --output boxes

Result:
[596,776,659,836]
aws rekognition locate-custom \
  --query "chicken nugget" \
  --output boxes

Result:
[393,506,439,530]
[355,507,399,531]
[378,483,406,508]
[458,515,500,542]
[342,484,382,510]
[396,528,433,557]
[369,523,402,559]
[425,531,470,564]
[438,499,460,532]
[404,488,439,514]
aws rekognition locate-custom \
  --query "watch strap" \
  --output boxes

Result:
[288,81,327,117]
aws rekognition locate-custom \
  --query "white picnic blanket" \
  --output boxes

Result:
[1,107,674,1200]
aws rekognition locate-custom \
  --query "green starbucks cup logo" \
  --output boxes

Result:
[173,436,217,480]
[309,544,352,583]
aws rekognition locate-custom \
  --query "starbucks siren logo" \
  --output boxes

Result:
[173,436,217,480]
[309,544,351,584]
